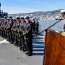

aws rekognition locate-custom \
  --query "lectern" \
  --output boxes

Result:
[44,29,65,65]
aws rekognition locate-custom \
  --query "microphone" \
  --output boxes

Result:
[55,18,64,21]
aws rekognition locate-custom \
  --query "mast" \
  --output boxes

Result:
[0,2,1,13]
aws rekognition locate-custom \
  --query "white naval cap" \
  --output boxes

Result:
[61,10,65,13]
[24,16,30,19]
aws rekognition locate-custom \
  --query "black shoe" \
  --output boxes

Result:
[28,53,32,56]
[25,52,29,54]
[25,52,32,56]
[23,49,27,52]
[20,47,23,50]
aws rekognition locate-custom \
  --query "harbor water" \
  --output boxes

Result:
[38,19,65,35]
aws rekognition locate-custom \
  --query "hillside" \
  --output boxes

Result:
[9,9,63,19]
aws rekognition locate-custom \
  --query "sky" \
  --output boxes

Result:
[0,0,65,14]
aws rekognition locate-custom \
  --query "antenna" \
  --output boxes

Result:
[0,2,1,12]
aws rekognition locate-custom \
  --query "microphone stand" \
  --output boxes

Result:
[38,19,63,35]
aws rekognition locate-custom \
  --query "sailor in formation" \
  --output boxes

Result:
[0,16,39,56]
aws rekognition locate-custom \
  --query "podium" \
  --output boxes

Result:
[44,29,65,65]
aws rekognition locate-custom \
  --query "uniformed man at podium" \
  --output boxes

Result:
[43,10,65,65]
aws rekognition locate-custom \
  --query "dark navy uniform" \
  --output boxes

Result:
[19,21,26,51]
[23,19,32,56]
[6,20,12,40]
[13,20,20,46]
[11,20,16,44]
[33,19,39,34]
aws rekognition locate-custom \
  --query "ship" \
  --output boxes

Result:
[0,3,8,18]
